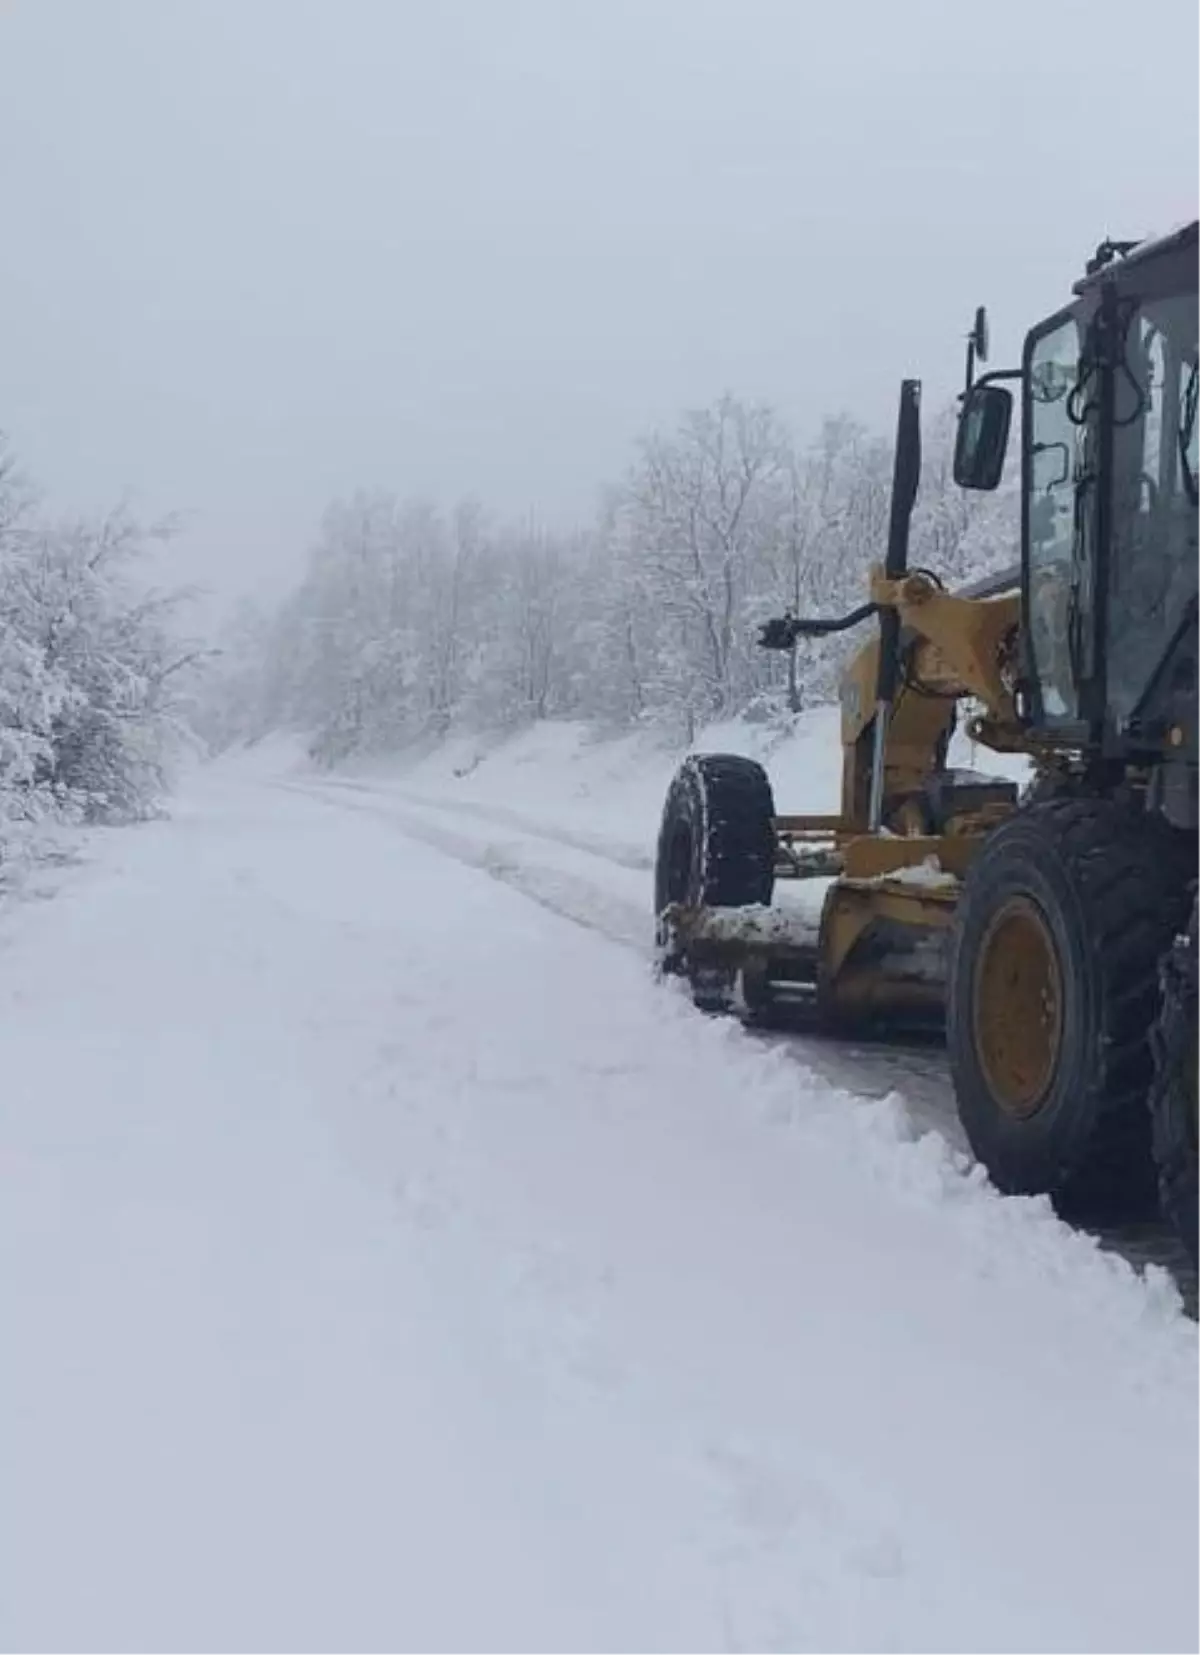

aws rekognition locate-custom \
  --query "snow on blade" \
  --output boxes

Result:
[863,854,961,892]
[683,900,822,946]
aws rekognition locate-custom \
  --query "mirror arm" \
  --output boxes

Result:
[971,367,1023,390]
[757,602,878,649]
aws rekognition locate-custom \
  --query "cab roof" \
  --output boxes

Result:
[1073,219,1198,295]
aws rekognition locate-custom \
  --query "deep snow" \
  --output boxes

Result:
[1,726,1196,1654]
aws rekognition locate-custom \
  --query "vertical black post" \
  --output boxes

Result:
[867,378,922,832]
[963,306,988,394]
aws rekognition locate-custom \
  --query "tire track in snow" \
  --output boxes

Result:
[275,779,652,950]
[284,777,965,1122]
[280,774,1197,1304]
[298,773,654,871]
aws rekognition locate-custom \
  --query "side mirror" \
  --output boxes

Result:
[954,383,1012,491]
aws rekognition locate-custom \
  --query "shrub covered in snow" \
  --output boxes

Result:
[0,440,202,866]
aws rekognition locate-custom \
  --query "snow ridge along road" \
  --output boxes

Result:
[1,760,1196,1654]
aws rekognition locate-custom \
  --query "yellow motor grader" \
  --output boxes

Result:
[654,223,1198,1257]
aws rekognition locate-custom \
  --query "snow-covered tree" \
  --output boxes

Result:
[0,441,201,840]
[17,512,201,819]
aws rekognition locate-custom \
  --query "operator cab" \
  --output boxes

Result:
[953,222,1198,818]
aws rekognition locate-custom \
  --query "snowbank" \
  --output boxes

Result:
[342,707,843,845]
[318,704,1030,860]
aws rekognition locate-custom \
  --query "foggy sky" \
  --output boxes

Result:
[1,0,1196,609]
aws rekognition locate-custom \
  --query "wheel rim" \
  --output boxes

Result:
[972,896,1064,1119]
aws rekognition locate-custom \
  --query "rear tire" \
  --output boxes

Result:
[653,755,775,1007]
[1150,902,1198,1266]
[947,798,1192,1221]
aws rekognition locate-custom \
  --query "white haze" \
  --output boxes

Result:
[0,0,1196,606]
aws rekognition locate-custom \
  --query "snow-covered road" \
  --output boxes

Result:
[281,767,1199,1288]
[2,762,1196,1653]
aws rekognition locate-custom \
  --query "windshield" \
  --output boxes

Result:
[1107,291,1199,724]
[1025,314,1086,721]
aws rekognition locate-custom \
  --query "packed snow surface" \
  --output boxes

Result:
[1,721,1195,1654]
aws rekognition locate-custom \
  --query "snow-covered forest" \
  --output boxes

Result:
[0,440,201,865]
[0,385,1016,852]
[205,392,1016,762]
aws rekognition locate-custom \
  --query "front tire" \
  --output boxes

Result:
[947,798,1192,1220]
[653,754,775,1005]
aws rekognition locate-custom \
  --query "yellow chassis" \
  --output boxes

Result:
[667,564,1033,1028]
